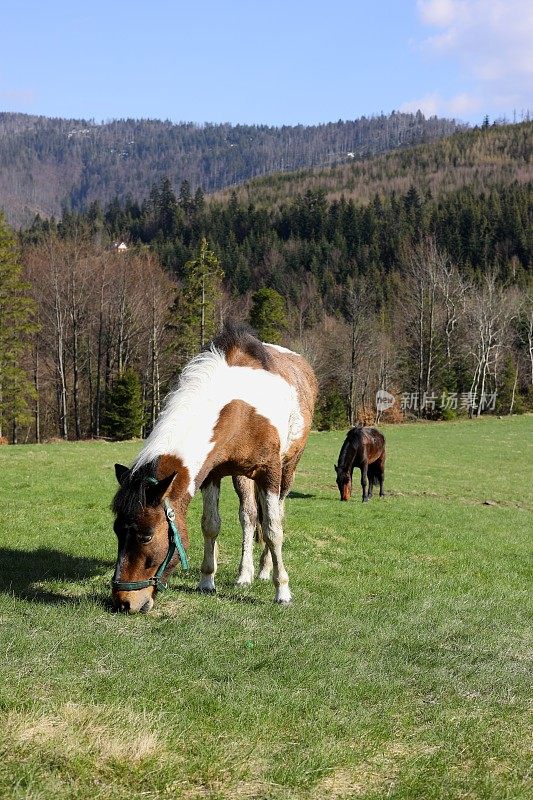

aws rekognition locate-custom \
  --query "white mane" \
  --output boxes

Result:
[132,344,303,495]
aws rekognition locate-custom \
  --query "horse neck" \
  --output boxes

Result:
[339,438,358,472]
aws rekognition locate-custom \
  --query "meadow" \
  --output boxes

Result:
[0,417,531,800]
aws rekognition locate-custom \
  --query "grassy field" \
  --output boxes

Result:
[0,417,531,800]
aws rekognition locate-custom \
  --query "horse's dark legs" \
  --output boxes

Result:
[378,455,385,497]
[198,480,221,592]
[361,462,369,502]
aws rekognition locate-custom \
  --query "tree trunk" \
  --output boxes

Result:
[34,340,40,443]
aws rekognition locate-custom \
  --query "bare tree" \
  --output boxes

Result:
[466,274,520,416]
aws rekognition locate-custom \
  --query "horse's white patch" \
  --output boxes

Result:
[133,347,303,495]
[265,343,297,355]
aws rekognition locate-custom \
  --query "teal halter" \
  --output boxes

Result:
[112,485,189,593]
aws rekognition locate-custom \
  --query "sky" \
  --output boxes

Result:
[1,0,532,127]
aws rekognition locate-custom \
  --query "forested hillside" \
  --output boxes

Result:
[217,120,533,207]
[0,110,460,226]
[0,121,531,443]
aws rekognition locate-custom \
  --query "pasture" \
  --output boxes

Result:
[0,417,531,800]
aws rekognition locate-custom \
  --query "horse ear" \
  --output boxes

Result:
[115,464,130,485]
[146,472,176,499]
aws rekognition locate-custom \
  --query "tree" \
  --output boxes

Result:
[103,369,144,440]
[167,238,224,364]
[0,214,37,442]
[249,287,287,343]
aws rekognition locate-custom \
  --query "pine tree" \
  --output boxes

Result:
[103,369,144,440]
[249,287,287,343]
[167,238,224,365]
[0,214,38,442]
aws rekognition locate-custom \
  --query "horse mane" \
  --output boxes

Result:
[211,322,273,370]
[112,461,158,518]
[129,323,274,475]
[338,427,364,472]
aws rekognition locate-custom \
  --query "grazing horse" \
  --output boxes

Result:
[111,325,317,613]
[334,426,386,502]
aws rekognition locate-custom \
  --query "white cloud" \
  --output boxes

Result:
[401,90,481,117]
[418,0,465,27]
[412,0,533,118]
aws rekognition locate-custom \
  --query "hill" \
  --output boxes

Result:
[0,110,460,226]
[215,120,533,207]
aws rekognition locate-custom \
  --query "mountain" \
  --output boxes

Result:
[0,110,461,226]
[215,120,533,208]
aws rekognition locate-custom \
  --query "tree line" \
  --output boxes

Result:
[0,110,460,226]
[1,123,531,442]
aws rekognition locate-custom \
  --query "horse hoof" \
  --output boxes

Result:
[197,576,216,594]
[275,586,292,604]
[235,576,253,587]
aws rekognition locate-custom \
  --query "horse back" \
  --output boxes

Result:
[346,426,385,466]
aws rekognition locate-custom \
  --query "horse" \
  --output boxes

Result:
[334,426,386,502]
[111,324,317,613]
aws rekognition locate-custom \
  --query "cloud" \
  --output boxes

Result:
[401,90,482,117]
[412,0,533,118]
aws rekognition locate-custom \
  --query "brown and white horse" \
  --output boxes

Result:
[111,325,317,613]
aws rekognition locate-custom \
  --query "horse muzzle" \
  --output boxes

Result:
[113,589,154,614]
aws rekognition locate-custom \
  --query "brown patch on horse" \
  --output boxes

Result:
[156,454,191,520]
[196,400,282,489]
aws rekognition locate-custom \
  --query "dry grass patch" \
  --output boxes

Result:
[311,742,439,799]
[9,702,164,765]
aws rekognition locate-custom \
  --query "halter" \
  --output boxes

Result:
[112,489,189,593]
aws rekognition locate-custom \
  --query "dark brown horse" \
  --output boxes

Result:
[334,426,386,502]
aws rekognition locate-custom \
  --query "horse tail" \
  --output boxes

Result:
[368,462,381,487]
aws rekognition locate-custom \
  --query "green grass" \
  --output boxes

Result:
[0,417,531,800]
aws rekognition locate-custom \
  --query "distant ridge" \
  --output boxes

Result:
[0,110,460,226]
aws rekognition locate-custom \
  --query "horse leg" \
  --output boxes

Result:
[379,456,385,497]
[198,480,221,593]
[258,481,291,604]
[367,464,374,499]
[361,462,369,502]
[233,476,257,586]
[259,457,295,581]
[258,541,273,581]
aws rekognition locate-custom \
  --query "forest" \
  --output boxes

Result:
[0,110,460,226]
[0,120,531,443]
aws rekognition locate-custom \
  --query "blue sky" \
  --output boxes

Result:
[1,1,531,126]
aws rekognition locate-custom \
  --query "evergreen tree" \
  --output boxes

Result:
[249,287,287,343]
[167,238,224,365]
[0,213,37,442]
[103,369,144,440]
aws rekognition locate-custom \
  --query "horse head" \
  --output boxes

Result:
[111,464,187,613]
[334,463,352,501]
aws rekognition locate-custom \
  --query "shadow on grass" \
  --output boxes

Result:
[0,548,265,609]
[0,547,112,606]
[288,491,315,499]
[170,580,264,605]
